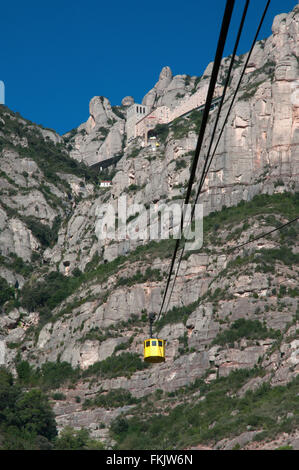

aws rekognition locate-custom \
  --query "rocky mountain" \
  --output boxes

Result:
[0,4,298,450]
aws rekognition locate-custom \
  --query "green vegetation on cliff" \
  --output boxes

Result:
[0,366,105,450]
[16,352,149,390]
[0,105,97,185]
[110,369,299,450]
[83,388,140,409]
[212,318,281,346]
[0,277,15,307]
[5,191,296,343]
[0,367,57,449]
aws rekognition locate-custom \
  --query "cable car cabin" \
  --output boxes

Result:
[144,338,166,363]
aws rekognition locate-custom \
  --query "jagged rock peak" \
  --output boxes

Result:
[159,65,173,81]
[121,96,135,107]
[85,95,115,133]
[89,96,111,121]
[153,66,174,97]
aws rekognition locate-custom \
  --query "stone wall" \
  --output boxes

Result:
[134,84,223,142]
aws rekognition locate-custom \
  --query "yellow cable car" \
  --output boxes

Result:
[143,313,166,363]
[144,338,166,363]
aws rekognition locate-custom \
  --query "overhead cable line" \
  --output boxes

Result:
[225,215,299,254]
[199,0,271,193]
[160,0,254,320]
[161,213,299,324]
[156,0,236,322]
[187,0,271,244]
[154,214,299,335]
[157,0,272,322]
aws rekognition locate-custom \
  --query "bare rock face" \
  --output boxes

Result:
[155,66,173,91]
[142,66,174,108]
[0,216,40,261]
[60,337,127,369]
[34,3,299,280]
[159,65,173,80]
[142,65,197,110]
[215,431,258,450]
[0,144,66,261]
[67,95,125,165]
[196,6,299,214]
[8,189,57,223]
[69,6,299,171]
[39,128,62,144]
[87,96,112,130]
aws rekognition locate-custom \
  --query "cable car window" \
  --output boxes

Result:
[146,341,150,347]
[152,340,157,346]
[158,340,163,347]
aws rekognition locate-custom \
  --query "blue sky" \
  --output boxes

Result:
[0,0,297,134]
